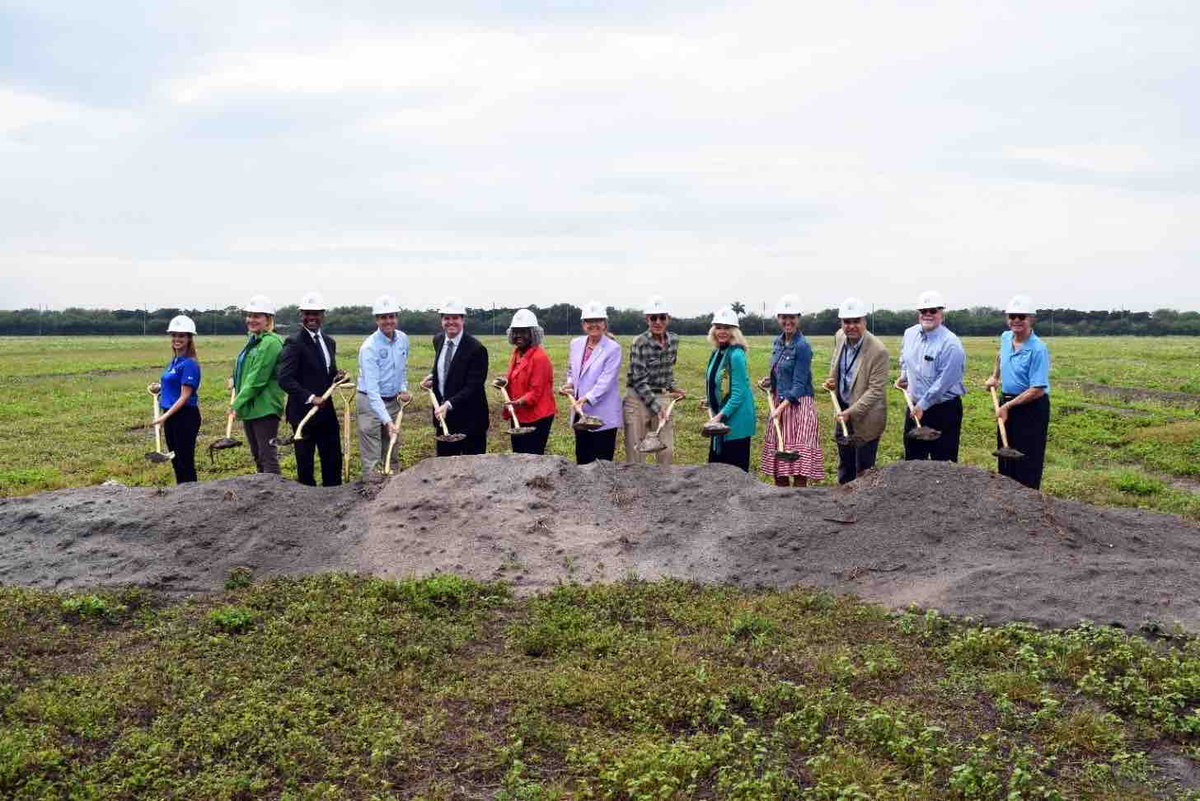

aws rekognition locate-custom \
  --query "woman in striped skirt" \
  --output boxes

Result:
[759,294,824,487]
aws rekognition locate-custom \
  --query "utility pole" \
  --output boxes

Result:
[143,304,148,336]
[492,301,496,336]
[761,301,766,334]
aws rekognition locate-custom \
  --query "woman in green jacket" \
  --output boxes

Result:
[232,294,286,474]
[704,307,756,472]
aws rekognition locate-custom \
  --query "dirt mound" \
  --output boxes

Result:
[3,458,1199,631]
[0,475,367,594]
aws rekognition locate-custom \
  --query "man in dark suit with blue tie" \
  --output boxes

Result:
[278,292,343,485]
[421,296,489,456]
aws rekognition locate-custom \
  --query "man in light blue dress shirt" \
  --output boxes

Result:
[896,290,966,461]
[356,294,412,475]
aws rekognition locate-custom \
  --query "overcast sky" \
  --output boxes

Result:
[1,1,1197,315]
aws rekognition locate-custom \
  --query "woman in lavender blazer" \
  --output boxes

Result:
[563,301,624,464]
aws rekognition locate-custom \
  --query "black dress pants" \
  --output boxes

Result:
[998,394,1050,490]
[708,436,751,472]
[512,415,554,455]
[293,409,343,487]
[903,396,963,462]
[163,405,201,484]
[575,428,617,465]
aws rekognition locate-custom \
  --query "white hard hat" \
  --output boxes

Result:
[774,294,801,316]
[372,294,400,316]
[644,295,670,316]
[439,296,467,316]
[167,315,197,335]
[243,294,276,315]
[1005,294,1036,315]
[838,297,869,319]
[916,290,946,310]
[580,301,607,320]
[298,291,326,311]
[711,306,740,327]
[509,308,539,328]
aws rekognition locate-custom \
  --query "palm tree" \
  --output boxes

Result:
[730,301,746,316]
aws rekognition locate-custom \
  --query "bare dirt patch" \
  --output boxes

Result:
[1076,382,1200,410]
[3,457,1200,631]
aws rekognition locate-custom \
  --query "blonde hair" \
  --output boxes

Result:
[707,325,748,349]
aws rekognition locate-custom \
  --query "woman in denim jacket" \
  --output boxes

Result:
[759,295,824,486]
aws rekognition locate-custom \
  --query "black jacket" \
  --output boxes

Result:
[278,328,339,426]
[431,332,489,434]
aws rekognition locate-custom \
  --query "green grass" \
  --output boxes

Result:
[1,333,1197,519]
[3,576,1199,798]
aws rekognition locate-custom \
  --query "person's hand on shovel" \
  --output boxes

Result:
[420,374,434,391]
[434,401,451,421]
[399,391,412,404]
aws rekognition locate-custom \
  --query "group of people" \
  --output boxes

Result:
[149,289,1052,492]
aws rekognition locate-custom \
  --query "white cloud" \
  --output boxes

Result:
[1005,144,1161,174]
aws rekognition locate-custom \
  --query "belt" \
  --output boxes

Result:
[1001,393,1019,402]
[359,391,398,402]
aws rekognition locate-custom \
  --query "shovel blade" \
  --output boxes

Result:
[436,433,467,443]
[636,436,666,453]
[145,451,174,463]
[906,426,942,442]
[776,450,801,462]
[993,447,1025,460]
[834,433,859,447]
[209,438,242,451]
[701,424,730,437]
[509,427,537,436]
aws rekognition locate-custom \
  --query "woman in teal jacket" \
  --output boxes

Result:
[704,307,756,471]
[232,294,286,474]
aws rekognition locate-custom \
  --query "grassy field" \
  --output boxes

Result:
[0,333,1197,519]
[3,333,1200,799]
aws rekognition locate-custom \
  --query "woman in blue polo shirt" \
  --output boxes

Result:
[985,295,1050,489]
[153,315,203,484]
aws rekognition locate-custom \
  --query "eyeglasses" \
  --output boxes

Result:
[583,318,605,324]
[841,318,864,325]
[1007,314,1028,321]
[647,314,668,322]
[918,308,941,315]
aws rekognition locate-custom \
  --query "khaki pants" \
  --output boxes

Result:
[623,392,674,465]
[357,392,402,477]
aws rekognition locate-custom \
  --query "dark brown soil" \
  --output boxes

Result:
[3,457,1199,632]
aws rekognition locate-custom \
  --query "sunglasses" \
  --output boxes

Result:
[1007,314,1028,321]
[647,314,668,322]
[918,308,941,315]
[841,318,864,325]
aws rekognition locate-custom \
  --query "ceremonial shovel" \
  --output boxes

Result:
[560,386,604,432]
[144,386,175,464]
[426,387,466,443]
[896,385,941,441]
[989,386,1025,461]
[636,396,679,454]
[208,386,243,461]
[491,377,536,436]
[756,383,800,462]
[380,396,411,475]
[827,390,856,447]
[339,385,352,483]
[271,371,350,447]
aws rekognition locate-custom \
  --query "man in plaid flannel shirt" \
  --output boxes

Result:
[623,295,686,465]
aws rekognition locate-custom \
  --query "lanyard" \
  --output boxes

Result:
[841,342,861,380]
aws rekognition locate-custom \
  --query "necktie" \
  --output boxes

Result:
[441,339,455,389]
[314,332,330,372]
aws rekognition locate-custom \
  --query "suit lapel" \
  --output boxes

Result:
[579,338,606,379]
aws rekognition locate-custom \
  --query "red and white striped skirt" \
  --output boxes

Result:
[760,395,824,480]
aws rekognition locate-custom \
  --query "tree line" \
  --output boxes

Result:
[2,304,1199,337]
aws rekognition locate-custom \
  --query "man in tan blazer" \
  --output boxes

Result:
[822,297,889,483]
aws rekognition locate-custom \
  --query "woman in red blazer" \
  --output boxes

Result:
[505,309,556,454]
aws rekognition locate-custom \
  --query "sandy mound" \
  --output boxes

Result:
[3,457,1199,631]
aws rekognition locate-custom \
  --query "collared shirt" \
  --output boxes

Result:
[357,328,409,424]
[160,356,201,409]
[626,329,679,412]
[899,323,966,410]
[838,337,864,401]
[999,330,1050,395]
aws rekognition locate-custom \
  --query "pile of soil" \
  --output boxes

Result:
[3,457,1199,631]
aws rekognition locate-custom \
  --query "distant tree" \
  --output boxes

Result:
[730,301,746,315]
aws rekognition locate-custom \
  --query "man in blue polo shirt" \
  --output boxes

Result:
[357,294,412,476]
[985,294,1051,489]
[896,289,967,461]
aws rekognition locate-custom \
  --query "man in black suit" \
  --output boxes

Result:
[421,297,489,456]
[278,292,343,485]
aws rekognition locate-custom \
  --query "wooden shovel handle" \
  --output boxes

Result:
[294,377,350,440]
[426,387,451,435]
[989,386,1012,449]
[827,390,851,438]
[151,391,163,452]
[494,381,523,427]
[225,387,237,437]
